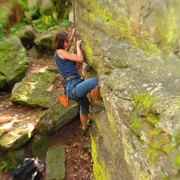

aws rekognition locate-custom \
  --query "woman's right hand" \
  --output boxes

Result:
[76,40,82,47]
[72,28,76,36]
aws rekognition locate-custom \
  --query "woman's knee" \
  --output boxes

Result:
[74,78,99,98]
[91,78,99,89]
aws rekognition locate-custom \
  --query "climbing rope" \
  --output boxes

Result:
[72,0,76,43]
[72,0,85,80]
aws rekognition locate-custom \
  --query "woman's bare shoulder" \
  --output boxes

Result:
[56,49,66,59]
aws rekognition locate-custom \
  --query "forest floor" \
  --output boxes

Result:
[0,51,93,180]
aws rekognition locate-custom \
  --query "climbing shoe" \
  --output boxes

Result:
[87,119,92,126]
[81,128,89,137]
[95,101,105,109]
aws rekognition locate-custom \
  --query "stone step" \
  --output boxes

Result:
[46,146,66,180]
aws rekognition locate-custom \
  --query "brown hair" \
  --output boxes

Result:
[53,31,68,49]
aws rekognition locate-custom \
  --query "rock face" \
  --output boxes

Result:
[0,37,28,91]
[76,0,180,179]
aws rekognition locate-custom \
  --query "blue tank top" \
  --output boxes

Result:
[54,51,78,79]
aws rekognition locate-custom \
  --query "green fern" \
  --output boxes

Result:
[0,160,17,173]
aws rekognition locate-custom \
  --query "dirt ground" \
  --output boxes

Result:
[0,51,93,179]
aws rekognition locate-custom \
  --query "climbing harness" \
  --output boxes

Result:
[59,74,81,107]
[62,74,80,100]
[62,74,80,85]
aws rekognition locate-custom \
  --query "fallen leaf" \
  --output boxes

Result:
[47,84,53,91]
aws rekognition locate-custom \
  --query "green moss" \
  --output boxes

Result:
[132,93,159,144]
[154,9,177,55]
[131,129,144,144]
[137,38,161,56]
[88,11,96,23]
[122,129,132,165]
[81,33,94,63]
[0,128,6,137]
[131,93,176,164]
[150,137,168,151]
[163,176,170,180]
[89,0,112,22]
[131,115,144,129]
[173,153,180,167]
[147,132,174,164]
[146,148,160,164]
[139,171,150,180]
[91,135,110,180]
[167,9,176,44]
[122,128,149,178]
[175,132,180,147]
[85,0,161,56]
[163,143,174,155]
[177,101,180,107]
[94,118,102,133]
[91,135,98,159]
[107,112,117,133]
[134,93,159,111]
[108,15,139,48]
[0,160,17,173]
[147,128,163,140]
[31,136,50,158]
[133,93,160,126]
[130,114,144,143]
[147,113,159,126]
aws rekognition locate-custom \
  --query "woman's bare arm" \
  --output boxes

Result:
[69,28,76,46]
[57,40,83,63]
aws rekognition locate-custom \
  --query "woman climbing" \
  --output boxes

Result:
[53,28,104,136]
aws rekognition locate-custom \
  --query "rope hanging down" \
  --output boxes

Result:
[72,0,85,79]
[72,0,76,42]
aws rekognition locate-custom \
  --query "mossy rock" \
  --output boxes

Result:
[46,146,66,180]
[10,71,58,108]
[30,135,50,158]
[37,100,79,134]
[0,36,28,90]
